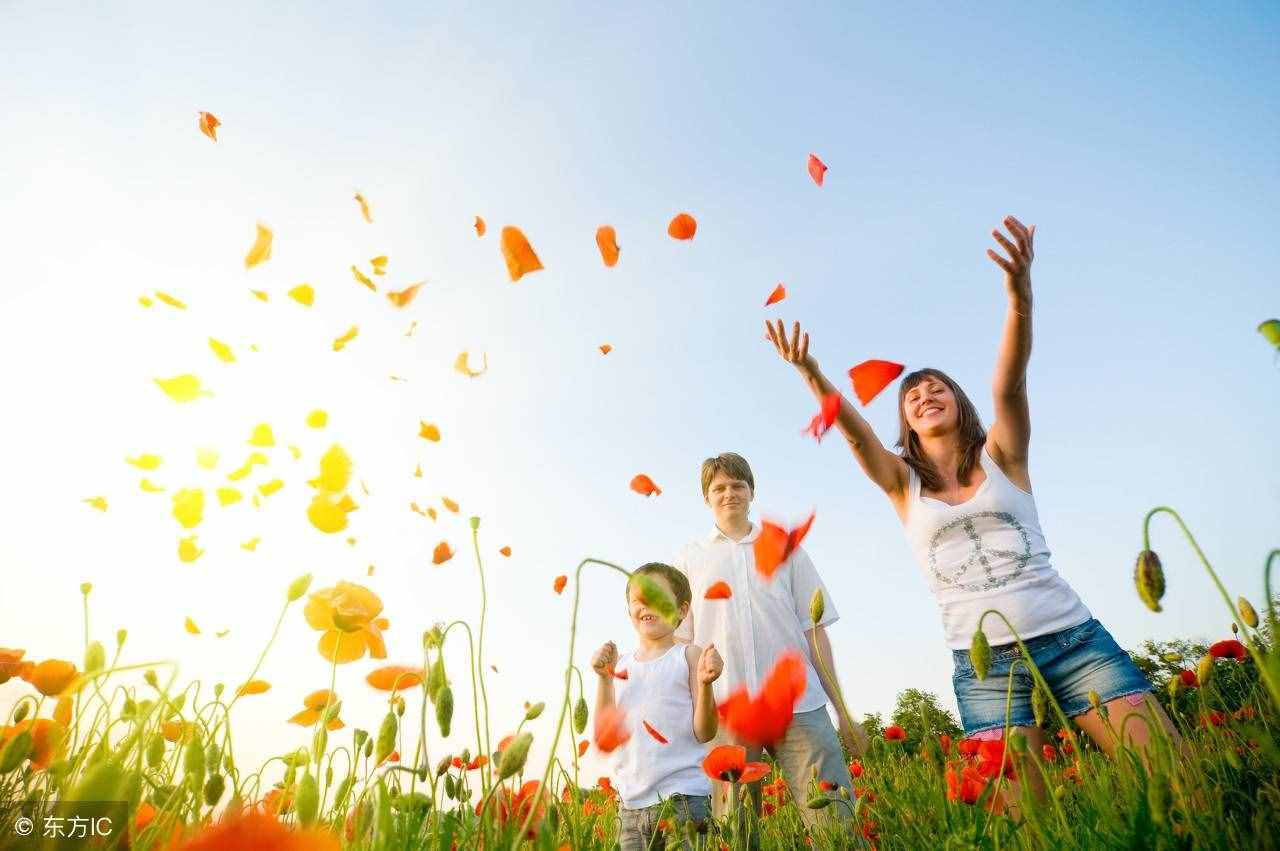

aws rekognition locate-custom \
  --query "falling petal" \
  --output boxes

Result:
[599,344,613,355]
[630,474,662,497]
[259,479,284,497]
[351,265,377,292]
[236,679,271,697]
[83,497,108,512]
[370,256,388,275]
[705,581,732,600]
[387,282,423,308]
[250,290,269,302]
[126,454,162,471]
[244,223,273,270]
[332,326,359,352]
[418,421,441,442]
[184,617,200,634]
[217,488,243,508]
[474,216,486,237]
[765,283,786,307]
[208,338,236,363]
[288,444,301,459]
[138,295,154,307]
[306,409,328,429]
[227,463,252,482]
[596,226,620,267]
[215,630,230,638]
[307,492,354,534]
[248,424,275,447]
[500,226,544,282]
[753,513,815,580]
[354,193,372,223]
[405,320,418,337]
[807,153,827,187]
[432,541,454,565]
[155,291,187,310]
[196,448,219,470]
[426,507,437,521]
[803,392,842,442]
[667,213,697,240]
[154,375,213,403]
[410,502,424,516]
[197,111,220,141]
[442,497,459,513]
[553,575,568,595]
[241,537,260,551]
[140,479,165,493]
[1259,319,1280,348]
[413,463,423,478]
[315,444,352,492]
[642,720,670,745]
[499,546,512,557]
[288,284,314,306]
[367,565,375,576]
[172,489,205,529]
[848,360,905,406]
[454,351,488,378]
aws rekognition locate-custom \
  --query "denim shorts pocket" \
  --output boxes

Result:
[952,650,974,678]
[1059,618,1102,650]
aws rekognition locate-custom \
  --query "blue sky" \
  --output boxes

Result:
[1,1,1277,785]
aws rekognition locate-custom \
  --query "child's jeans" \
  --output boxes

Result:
[618,793,710,851]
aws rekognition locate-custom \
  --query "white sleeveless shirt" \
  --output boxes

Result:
[606,644,712,809]
[903,447,1091,649]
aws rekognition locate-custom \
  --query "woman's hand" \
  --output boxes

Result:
[765,319,815,372]
[987,215,1035,305]
[591,642,618,679]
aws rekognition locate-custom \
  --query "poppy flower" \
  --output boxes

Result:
[883,725,907,742]
[765,283,786,307]
[803,392,841,442]
[500,226,543,282]
[366,665,424,691]
[938,734,952,756]
[667,213,697,240]
[807,154,827,186]
[753,513,815,580]
[849,760,863,778]
[704,581,732,600]
[702,745,769,784]
[303,581,388,664]
[848,360,905,406]
[260,785,295,817]
[1041,744,1057,761]
[0,719,67,771]
[945,762,988,805]
[630,474,662,497]
[717,652,806,747]
[287,689,344,729]
[1179,669,1198,688]
[1209,640,1247,661]
[642,720,669,744]
[818,780,838,792]
[976,740,1015,779]
[178,808,339,851]
[22,660,79,697]
[0,648,27,685]
[553,575,568,595]
[593,705,631,753]
[488,780,545,839]
[1200,710,1226,728]
[596,226,620,267]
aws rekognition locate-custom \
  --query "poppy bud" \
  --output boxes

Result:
[1088,691,1102,712]
[80,582,92,596]
[497,732,533,780]
[1232,622,1239,636]
[1166,676,1182,700]
[0,730,32,774]
[424,625,444,650]
[324,701,343,724]
[469,516,480,531]
[144,670,158,688]
[427,659,446,704]
[436,755,452,777]
[184,738,205,789]
[13,702,29,723]
[213,683,224,699]
[146,735,164,769]
[296,769,320,827]
[116,629,127,648]
[809,589,824,625]
[1032,684,1048,728]
[1238,597,1258,629]
[333,775,354,809]
[84,641,105,675]
[376,712,398,764]
[436,686,454,738]
[353,728,368,750]
[805,796,832,810]
[1161,652,1182,663]
[1134,550,1165,613]
[362,738,372,759]
[573,697,589,735]
[286,573,313,603]
[970,629,992,681]
[460,748,471,765]
[313,727,328,764]
[1197,655,1214,687]
[206,743,221,769]
[326,765,333,786]
[203,773,225,807]
[445,775,458,800]
[391,695,405,716]
[525,701,545,721]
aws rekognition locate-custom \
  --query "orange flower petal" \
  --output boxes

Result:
[753,513,815,580]
[442,496,459,513]
[807,153,827,187]
[288,708,322,726]
[642,720,669,744]
[198,111,220,142]
[593,705,631,754]
[578,739,589,757]
[499,546,512,557]
[317,630,369,664]
[630,474,661,497]
[595,226,620,267]
[366,665,424,691]
[432,541,454,565]
[847,360,905,406]
[500,226,544,282]
[474,216,486,237]
[764,283,786,307]
[704,581,733,600]
[419,421,441,442]
[599,344,613,355]
[387,282,424,308]
[235,679,271,697]
[667,213,697,240]
[553,575,568,595]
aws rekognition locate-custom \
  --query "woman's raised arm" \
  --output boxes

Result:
[987,215,1036,467]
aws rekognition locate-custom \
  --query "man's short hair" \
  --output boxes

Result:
[626,562,693,610]
[700,452,755,498]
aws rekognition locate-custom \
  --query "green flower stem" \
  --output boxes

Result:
[440,620,487,794]
[810,622,863,757]
[225,597,293,716]
[1143,508,1280,706]
[469,521,494,791]
[314,643,341,805]
[513,557,629,848]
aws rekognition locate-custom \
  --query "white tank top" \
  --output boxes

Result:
[606,644,712,809]
[903,447,1091,649]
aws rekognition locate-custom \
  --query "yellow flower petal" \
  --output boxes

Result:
[370,256,388,274]
[288,284,314,306]
[306,410,327,429]
[314,445,352,493]
[154,375,213,403]
[83,496,108,512]
[155,291,187,310]
[140,479,165,493]
[215,630,229,638]
[227,463,252,482]
[126,454,162,471]
[354,193,372,223]
[196,448,219,470]
[139,295,154,307]
[413,463,422,478]
[307,493,351,534]
[244,223,273,270]
[208,338,236,363]
[250,290,269,302]
[184,616,200,634]
[405,320,418,337]
[236,679,271,697]
[454,351,488,378]
[259,479,284,497]
[172,489,205,529]
[442,496,459,513]
[241,537,260,551]
[248,452,268,466]
[418,421,440,442]
[288,444,301,460]
[317,630,368,664]
[351,266,376,292]
[248,424,275,447]
[217,487,242,506]
[178,536,203,563]
[333,326,359,352]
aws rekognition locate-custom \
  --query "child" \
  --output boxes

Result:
[592,562,723,851]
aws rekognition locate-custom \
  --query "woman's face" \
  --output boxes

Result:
[903,376,959,437]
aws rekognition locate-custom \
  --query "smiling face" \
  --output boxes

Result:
[902,374,960,438]
[705,470,753,529]
[626,572,689,641]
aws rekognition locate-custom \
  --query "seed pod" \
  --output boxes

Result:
[524,702,545,721]
[435,686,454,738]
[1166,676,1182,700]
[376,711,398,765]
[363,738,372,759]
[1032,684,1049,728]
[469,516,480,531]
[805,796,832,810]
[436,755,452,777]
[286,573,313,602]
[1134,550,1165,613]
[144,670,159,689]
[1087,691,1102,712]
[116,629,128,648]
[427,659,446,704]
[13,703,29,724]
[146,735,165,770]
[353,729,369,751]
[213,683,224,699]
[203,773,226,807]
[332,774,354,810]
[970,628,992,681]
[81,582,93,596]
[497,732,533,780]
[295,769,319,827]
[444,774,458,799]
[184,737,205,783]
[1197,655,1214,687]
[1238,597,1259,629]
[0,730,33,773]
[312,726,328,765]
[809,589,825,625]
[573,698,589,735]
[84,641,105,675]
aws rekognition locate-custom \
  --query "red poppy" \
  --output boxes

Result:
[717,652,806,747]
[957,738,980,757]
[763,801,777,816]
[1041,744,1058,761]
[938,734,952,756]
[818,780,838,792]
[883,725,907,742]
[753,514,815,580]
[1179,669,1198,688]
[1200,710,1226,728]
[642,720,669,744]
[593,705,631,753]
[848,759,863,778]
[1209,640,1247,661]
[490,780,545,840]
[667,213,697,240]
[848,360,905,406]
[976,740,1015,780]
[946,763,986,805]
[704,581,732,600]
[179,808,339,851]
[803,392,842,442]
[702,744,769,784]
[1234,706,1257,721]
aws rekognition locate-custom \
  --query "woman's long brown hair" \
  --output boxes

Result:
[895,368,987,493]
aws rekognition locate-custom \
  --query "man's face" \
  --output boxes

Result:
[705,470,752,525]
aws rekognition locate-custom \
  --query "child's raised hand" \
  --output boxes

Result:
[697,643,723,685]
[591,641,618,678]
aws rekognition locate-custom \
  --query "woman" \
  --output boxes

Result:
[765,215,1176,788]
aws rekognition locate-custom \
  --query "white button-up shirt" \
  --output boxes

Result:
[673,522,839,714]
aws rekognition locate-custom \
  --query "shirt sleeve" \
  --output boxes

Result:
[789,545,839,629]
[673,544,695,642]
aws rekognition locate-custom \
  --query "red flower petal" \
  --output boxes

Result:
[630,474,662,497]
[704,581,733,600]
[716,652,806,747]
[753,513,815,580]
[1209,639,1247,661]
[642,720,669,744]
[764,283,786,307]
[802,391,842,442]
[593,705,631,753]
[848,359,905,406]
[553,575,568,595]
[807,154,827,187]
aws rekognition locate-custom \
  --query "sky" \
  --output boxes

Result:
[1,0,1277,794]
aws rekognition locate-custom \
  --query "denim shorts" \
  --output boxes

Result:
[951,618,1152,735]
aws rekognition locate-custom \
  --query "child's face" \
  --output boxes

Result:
[704,470,753,527]
[627,574,689,641]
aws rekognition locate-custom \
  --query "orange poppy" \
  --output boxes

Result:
[0,648,27,684]
[500,226,544,282]
[366,665,424,691]
[704,581,732,600]
[288,689,345,729]
[488,780,545,839]
[303,582,388,664]
[753,513,815,580]
[593,705,631,754]
[629,474,662,497]
[179,808,339,851]
[716,652,806,747]
[848,360,905,406]
[702,745,769,784]
[596,226,620,267]
[0,718,67,771]
[23,659,79,696]
[667,213,697,240]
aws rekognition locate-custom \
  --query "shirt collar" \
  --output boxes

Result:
[709,522,760,544]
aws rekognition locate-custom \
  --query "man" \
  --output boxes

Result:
[673,451,867,827]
